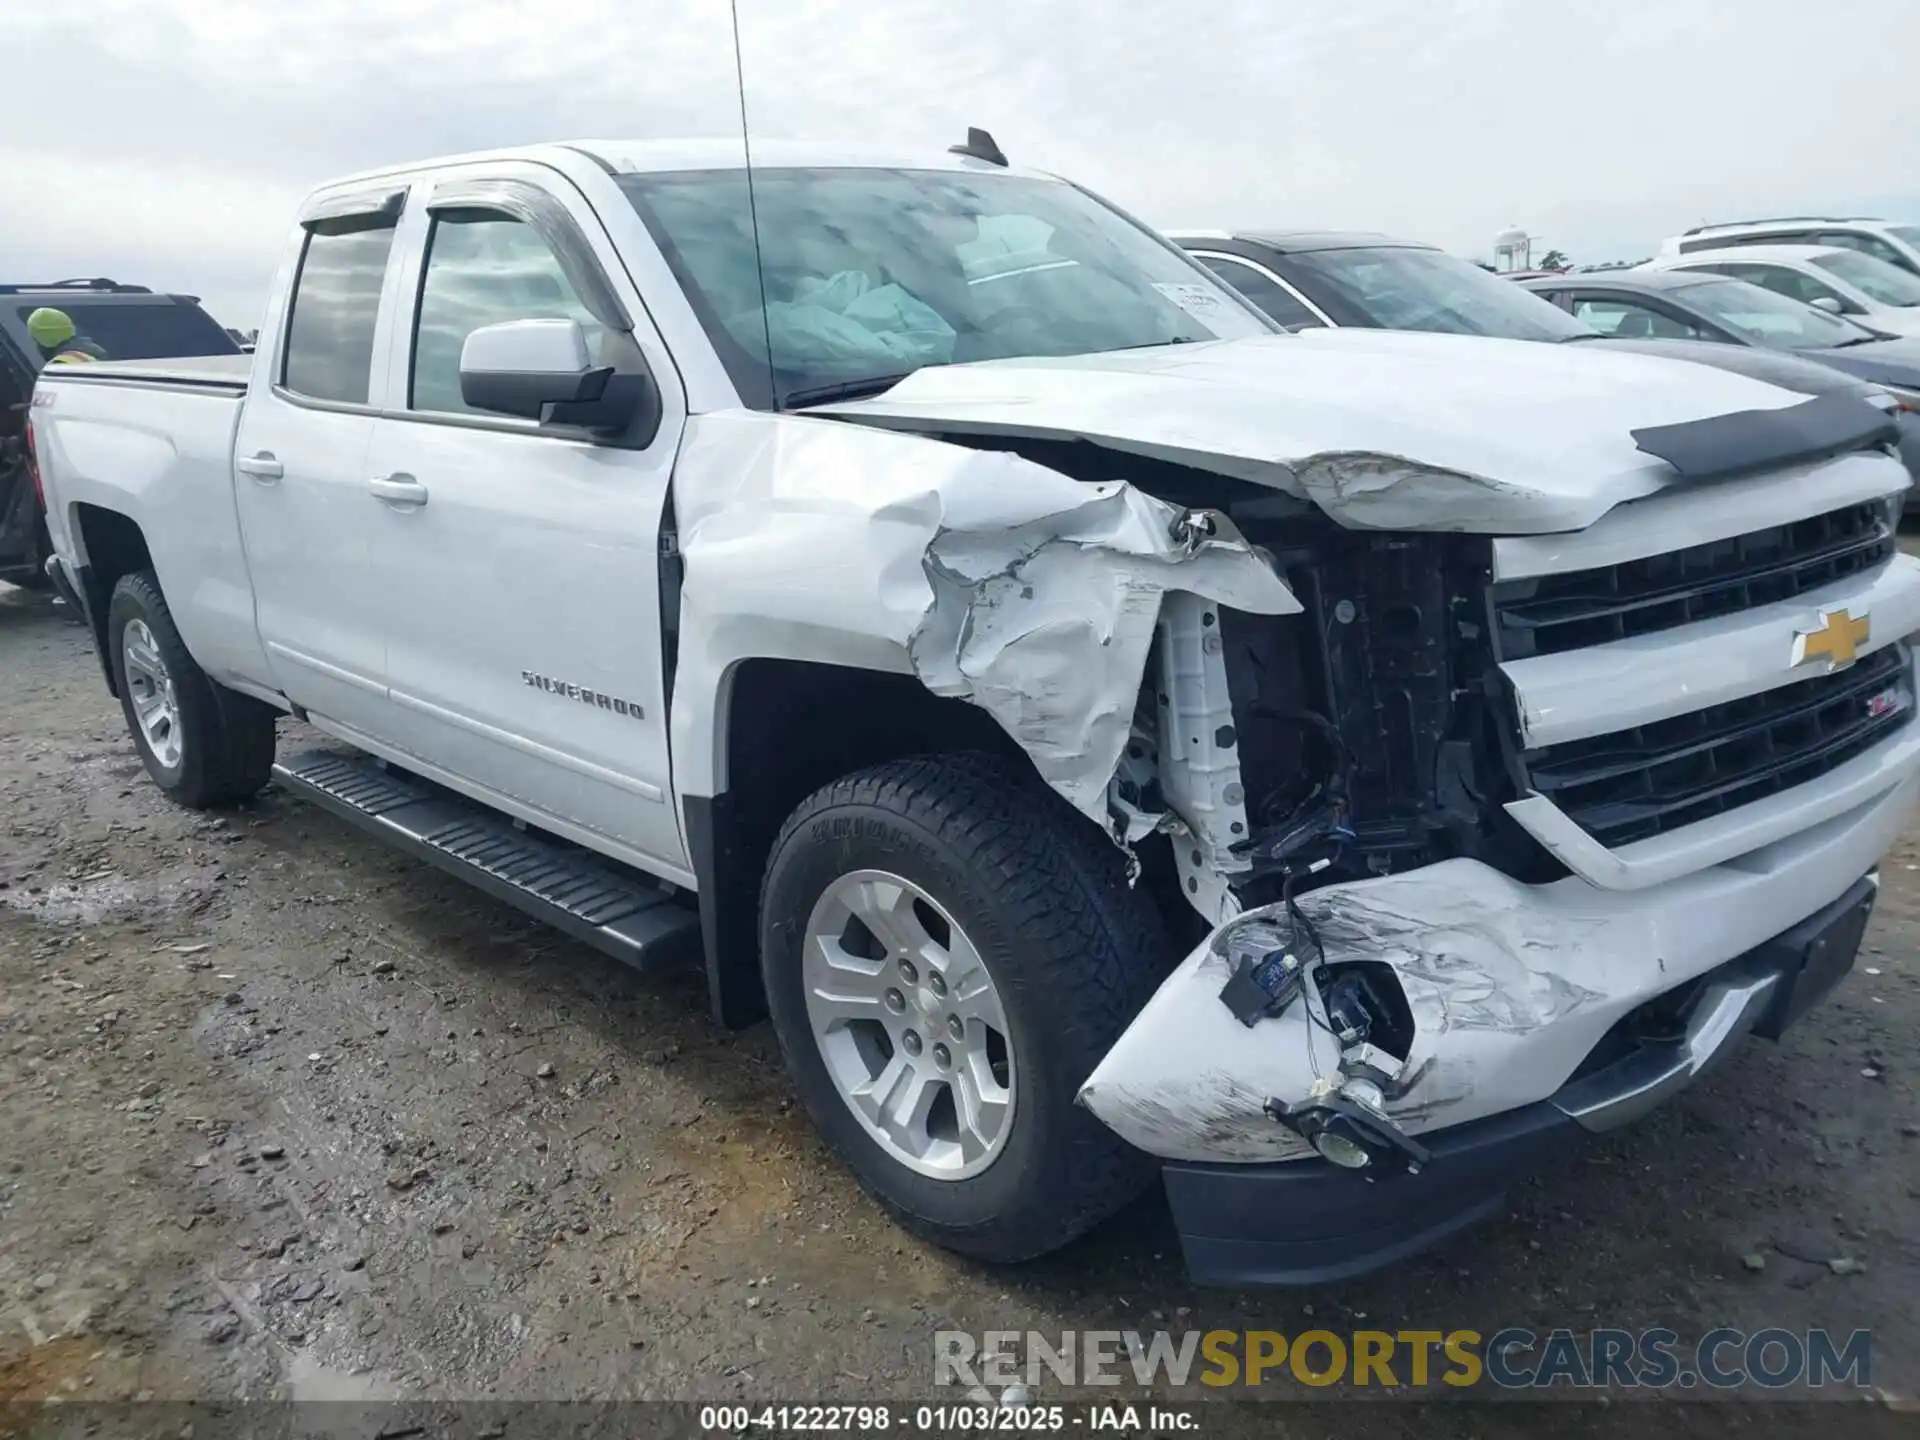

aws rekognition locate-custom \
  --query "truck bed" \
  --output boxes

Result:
[34,357,268,689]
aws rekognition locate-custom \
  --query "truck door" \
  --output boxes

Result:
[359,166,689,875]
[232,191,407,738]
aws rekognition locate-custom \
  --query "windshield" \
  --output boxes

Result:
[1281,245,1591,341]
[1811,250,1920,307]
[619,167,1273,408]
[1888,226,1920,251]
[1677,278,1876,349]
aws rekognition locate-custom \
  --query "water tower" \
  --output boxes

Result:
[1494,225,1532,273]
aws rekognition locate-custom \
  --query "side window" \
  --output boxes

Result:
[281,222,398,404]
[1721,263,1844,308]
[409,210,604,417]
[1195,257,1325,329]
[1571,297,1702,339]
[1817,231,1906,268]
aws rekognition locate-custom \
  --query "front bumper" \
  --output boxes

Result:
[1162,873,1876,1286]
[1079,760,1918,1167]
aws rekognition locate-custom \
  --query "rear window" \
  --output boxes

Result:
[10,299,240,363]
[1810,250,1920,308]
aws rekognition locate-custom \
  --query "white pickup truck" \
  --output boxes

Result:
[29,136,1920,1286]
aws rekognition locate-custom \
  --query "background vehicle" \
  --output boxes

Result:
[1520,268,1920,500]
[0,279,239,589]
[28,140,1920,1286]
[1171,228,1901,410]
[1648,245,1920,338]
[1663,217,1920,276]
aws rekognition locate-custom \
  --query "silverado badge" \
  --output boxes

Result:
[522,671,645,719]
[1791,608,1870,672]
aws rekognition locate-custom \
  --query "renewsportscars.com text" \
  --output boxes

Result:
[935,1327,1872,1391]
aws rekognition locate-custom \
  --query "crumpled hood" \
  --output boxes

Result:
[821,329,1823,534]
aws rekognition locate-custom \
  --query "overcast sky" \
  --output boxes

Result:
[2,0,1914,330]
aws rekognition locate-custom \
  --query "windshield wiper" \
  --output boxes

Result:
[1556,332,1610,342]
[781,373,915,409]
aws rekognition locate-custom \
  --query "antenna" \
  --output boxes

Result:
[729,0,778,409]
[949,127,1008,167]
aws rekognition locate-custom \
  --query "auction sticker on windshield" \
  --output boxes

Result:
[1151,282,1246,332]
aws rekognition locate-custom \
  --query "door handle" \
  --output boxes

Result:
[368,474,429,507]
[236,452,283,482]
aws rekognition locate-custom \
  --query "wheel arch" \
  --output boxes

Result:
[70,503,155,696]
[685,655,1027,1029]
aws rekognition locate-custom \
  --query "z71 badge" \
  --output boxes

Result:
[522,671,645,719]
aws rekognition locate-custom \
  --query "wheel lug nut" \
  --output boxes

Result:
[899,959,919,984]
[902,1030,923,1057]
[928,972,947,996]
[933,1043,951,1069]
[885,989,906,1014]
[947,1016,964,1042]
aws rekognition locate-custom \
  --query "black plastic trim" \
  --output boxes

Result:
[1520,645,1912,847]
[683,792,767,1029]
[1490,499,1894,659]
[274,749,701,971]
[66,560,116,694]
[1166,1103,1577,1287]
[299,187,407,234]
[1630,390,1900,481]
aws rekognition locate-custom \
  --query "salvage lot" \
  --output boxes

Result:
[1,577,1917,1413]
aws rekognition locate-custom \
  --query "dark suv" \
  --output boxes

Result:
[1,279,240,590]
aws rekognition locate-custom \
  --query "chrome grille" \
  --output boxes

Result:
[1518,644,1912,849]
[1492,499,1895,660]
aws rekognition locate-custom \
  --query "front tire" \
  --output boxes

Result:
[108,570,277,808]
[760,753,1170,1263]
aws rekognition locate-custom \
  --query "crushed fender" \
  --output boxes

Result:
[669,412,1298,822]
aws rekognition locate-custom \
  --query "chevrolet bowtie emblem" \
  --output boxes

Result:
[1792,608,1871,671]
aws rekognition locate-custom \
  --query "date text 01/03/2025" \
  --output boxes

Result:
[694,1403,1198,1433]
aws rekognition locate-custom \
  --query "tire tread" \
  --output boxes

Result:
[109,570,276,809]
[762,751,1169,1262]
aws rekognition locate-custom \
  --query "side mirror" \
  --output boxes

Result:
[1809,296,1845,315]
[459,318,655,436]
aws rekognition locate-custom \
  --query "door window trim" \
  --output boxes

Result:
[1183,249,1335,327]
[274,205,406,414]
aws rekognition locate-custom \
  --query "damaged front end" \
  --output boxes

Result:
[672,398,1911,1249]
[1079,487,1914,1209]
[1084,517,1566,1164]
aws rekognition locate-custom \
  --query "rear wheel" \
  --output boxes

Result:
[760,753,1170,1262]
[108,570,277,808]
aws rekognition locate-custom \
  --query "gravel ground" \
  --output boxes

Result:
[2,578,1917,1427]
